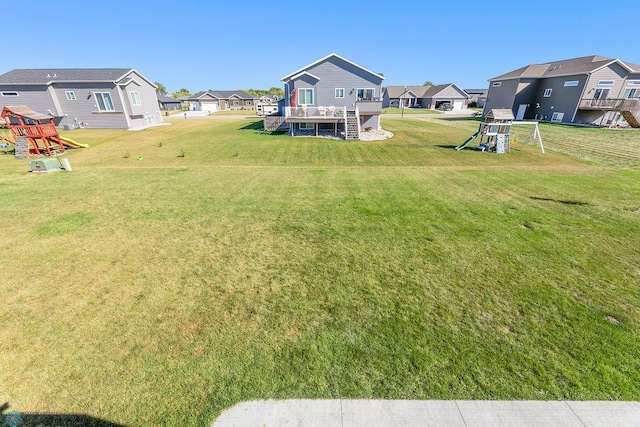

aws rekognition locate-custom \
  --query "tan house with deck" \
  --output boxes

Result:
[484,55,640,127]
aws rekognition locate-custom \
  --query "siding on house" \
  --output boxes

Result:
[287,56,383,109]
[0,68,161,129]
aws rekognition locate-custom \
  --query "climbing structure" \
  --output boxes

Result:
[1,105,65,156]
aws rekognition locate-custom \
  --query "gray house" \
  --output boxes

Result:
[464,88,488,108]
[382,84,470,110]
[187,90,257,113]
[0,68,163,129]
[157,93,182,111]
[280,53,385,139]
[484,55,640,127]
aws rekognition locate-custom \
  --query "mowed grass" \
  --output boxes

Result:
[0,117,639,426]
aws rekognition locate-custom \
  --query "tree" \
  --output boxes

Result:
[172,89,191,99]
[268,87,284,96]
[423,81,434,86]
[154,82,167,94]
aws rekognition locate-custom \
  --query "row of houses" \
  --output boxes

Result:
[1,53,638,134]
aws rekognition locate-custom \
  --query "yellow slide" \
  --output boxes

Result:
[59,136,89,148]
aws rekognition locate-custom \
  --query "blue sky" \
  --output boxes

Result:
[2,0,637,93]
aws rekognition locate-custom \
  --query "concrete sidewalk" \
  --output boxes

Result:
[212,399,640,426]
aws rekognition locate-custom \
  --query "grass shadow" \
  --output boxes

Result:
[238,121,263,131]
[2,403,127,427]
[530,196,590,206]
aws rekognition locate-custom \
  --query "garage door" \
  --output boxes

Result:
[453,100,465,110]
[201,102,218,113]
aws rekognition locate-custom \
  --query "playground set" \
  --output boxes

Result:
[455,109,544,153]
[0,105,87,157]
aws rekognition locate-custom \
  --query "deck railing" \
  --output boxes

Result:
[355,100,383,114]
[579,98,640,111]
[285,106,346,119]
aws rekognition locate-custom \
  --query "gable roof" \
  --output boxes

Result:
[157,93,181,103]
[489,55,639,81]
[186,90,255,101]
[384,86,430,98]
[385,84,469,99]
[0,68,156,87]
[281,53,385,82]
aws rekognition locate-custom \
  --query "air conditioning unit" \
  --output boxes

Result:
[29,158,62,172]
[62,124,75,130]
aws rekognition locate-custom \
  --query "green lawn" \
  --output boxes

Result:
[0,117,639,426]
[382,107,441,115]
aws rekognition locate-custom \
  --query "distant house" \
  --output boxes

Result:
[464,88,488,108]
[157,93,182,110]
[280,53,385,139]
[0,68,163,130]
[484,55,640,127]
[187,90,257,113]
[382,84,470,110]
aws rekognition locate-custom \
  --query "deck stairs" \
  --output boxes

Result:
[345,109,360,140]
[263,116,287,132]
[621,110,640,128]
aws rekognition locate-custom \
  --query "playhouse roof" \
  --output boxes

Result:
[485,109,514,120]
[2,105,52,121]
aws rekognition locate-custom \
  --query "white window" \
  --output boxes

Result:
[627,80,640,85]
[129,91,141,106]
[298,88,313,105]
[492,82,502,87]
[335,88,345,98]
[94,92,115,111]
[1,91,18,97]
[564,81,579,87]
[551,112,564,122]
[245,100,251,106]
[65,91,76,100]
[598,80,614,85]
[623,88,640,99]
[145,114,156,125]
[543,88,552,97]
[300,123,314,130]
[357,88,374,101]
[233,100,239,106]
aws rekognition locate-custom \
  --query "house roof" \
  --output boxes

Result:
[0,68,155,87]
[281,53,385,82]
[384,86,429,98]
[489,55,639,81]
[187,90,255,101]
[157,93,181,103]
[464,88,488,95]
[385,84,469,99]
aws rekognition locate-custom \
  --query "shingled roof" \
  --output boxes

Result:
[0,68,139,85]
[489,55,639,81]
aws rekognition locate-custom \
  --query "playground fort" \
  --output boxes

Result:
[455,109,544,154]
[0,105,86,156]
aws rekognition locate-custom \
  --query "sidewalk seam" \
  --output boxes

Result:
[454,400,468,427]
[564,401,587,426]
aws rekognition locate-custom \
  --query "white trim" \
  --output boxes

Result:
[281,52,385,82]
[551,112,564,122]
[335,88,345,98]
[627,80,640,85]
[299,122,314,130]
[597,80,615,85]
[564,80,579,87]
[543,88,552,97]
[1,91,18,97]
[115,69,157,88]
[298,88,314,105]
[591,59,635,74]
[287,71,320,82]
[65,90,76,100]
[356,88,375,101]
[94,92,115,111]
[129,91,141,106]
[492,82,502,87]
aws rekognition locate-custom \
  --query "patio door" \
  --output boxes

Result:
[516,104,527,120]
[593,88,610,100]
